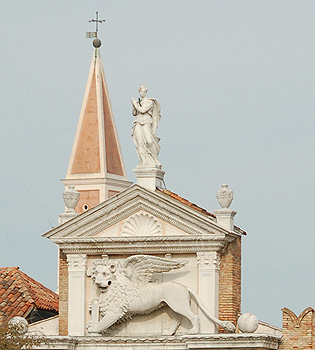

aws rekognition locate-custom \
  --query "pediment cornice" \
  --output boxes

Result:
[44,185,240,241]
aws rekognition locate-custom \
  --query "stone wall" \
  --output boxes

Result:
[58,252,68,335]
[219,236,241,330]
[280,307,314,349]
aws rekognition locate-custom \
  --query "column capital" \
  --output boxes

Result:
[67,254,87,272]
[197,251,220,271]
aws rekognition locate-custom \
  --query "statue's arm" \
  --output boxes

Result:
[134,100,153,114]
[132,106,138,116]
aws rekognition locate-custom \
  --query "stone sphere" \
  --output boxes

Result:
[237,313,259,333]
[93,38,102,48]
[8,316,28,334]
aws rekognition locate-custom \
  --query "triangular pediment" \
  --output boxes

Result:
[44,185,239,242]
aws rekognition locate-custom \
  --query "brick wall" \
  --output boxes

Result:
[219,236,241,331]
[58,251,68,335]
[280,307,314,350]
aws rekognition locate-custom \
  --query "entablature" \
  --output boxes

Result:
[55,234,231,255]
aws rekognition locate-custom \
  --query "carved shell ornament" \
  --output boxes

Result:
[121,213,162,236]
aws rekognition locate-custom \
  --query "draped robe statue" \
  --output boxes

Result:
[131,86,161,167]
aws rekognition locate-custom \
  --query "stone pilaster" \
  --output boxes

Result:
[67,254,87,336]
[197,251,220,333]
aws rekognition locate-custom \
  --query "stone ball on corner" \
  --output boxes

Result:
[8,316,29,334]
[237,313,259,333]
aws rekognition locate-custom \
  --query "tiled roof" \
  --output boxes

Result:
[0,267,58,320]
[158,188,246,235]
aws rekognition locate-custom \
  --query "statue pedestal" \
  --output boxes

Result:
[58,212,78,225]
[213,208,237,231]
[133,166,165,191]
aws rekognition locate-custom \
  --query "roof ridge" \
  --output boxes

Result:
[157,188,216,219]
[0,266,19,270]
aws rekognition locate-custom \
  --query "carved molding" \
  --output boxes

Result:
[55,235,227,255]
[122,212,162,236]
[41,333,282,346]
[67,254,87,272]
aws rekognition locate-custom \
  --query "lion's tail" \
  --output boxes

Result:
[187,287,236,333]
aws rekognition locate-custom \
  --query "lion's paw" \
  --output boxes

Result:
[86,322,99,334]
[221,321,236,333]
[188,327,199,334]
[163,329,174,336]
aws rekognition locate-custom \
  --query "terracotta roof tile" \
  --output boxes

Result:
[0,267,58,320]
[157,188,246,235]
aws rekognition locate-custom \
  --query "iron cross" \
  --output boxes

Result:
[89,11,105,33]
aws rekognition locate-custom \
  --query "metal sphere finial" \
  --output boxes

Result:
[93,38,102,48]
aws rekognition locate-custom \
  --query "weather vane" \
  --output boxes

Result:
[86,11,105,39]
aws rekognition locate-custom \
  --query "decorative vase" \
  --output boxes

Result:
[216,184,233,209]
[63,186,80,213]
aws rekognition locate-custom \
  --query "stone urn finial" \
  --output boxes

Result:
[63,186,80,213]
[216,184,234,209]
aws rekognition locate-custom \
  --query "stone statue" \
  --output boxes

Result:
[86,255,235,335]
[131,86,161,167]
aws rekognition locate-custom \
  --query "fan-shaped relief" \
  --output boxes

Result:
[121,213,162,236]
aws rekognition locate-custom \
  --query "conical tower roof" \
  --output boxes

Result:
[62,45,131,213]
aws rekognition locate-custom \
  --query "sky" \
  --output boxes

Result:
[0,1,314,328]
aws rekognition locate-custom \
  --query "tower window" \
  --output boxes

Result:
[82,203,90,211]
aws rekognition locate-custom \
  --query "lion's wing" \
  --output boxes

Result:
[124,255,187,283]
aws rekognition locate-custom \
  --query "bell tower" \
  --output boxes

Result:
[62,37,131,213]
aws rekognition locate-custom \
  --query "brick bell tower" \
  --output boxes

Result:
[61,37,132,214]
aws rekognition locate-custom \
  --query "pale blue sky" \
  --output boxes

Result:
[0,1,314,327]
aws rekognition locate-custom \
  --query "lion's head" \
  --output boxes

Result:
[87,259,123,292]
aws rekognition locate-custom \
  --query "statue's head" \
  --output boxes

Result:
[138,85,148,98]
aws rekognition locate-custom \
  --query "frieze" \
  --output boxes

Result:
[54,235,227,254]
[59,242,226,255]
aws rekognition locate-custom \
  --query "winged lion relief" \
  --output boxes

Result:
[86,254,235,335]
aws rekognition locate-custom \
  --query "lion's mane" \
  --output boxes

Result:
[98,271,140,322]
